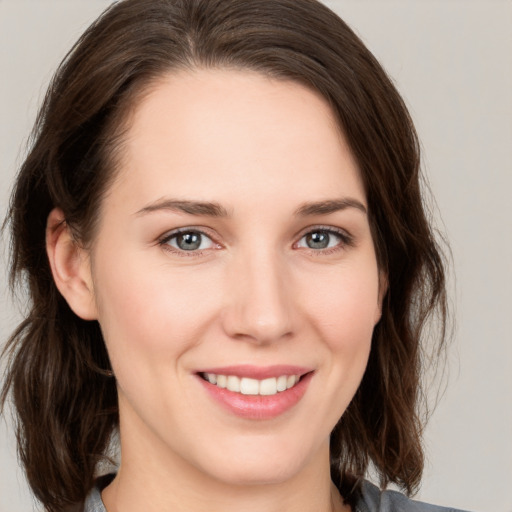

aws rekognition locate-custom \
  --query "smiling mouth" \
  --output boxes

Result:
[199,372,304,396]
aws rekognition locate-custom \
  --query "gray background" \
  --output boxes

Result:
[1,1,511,511]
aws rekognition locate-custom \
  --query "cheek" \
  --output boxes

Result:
[303,263,380,348]
[298,261,379,410]
[92,254,222,372]
[290,263,379,435]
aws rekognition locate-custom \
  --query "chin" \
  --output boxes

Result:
[196,443,313,487]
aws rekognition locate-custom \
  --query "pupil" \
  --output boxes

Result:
[307,231,329,249]
[178,232,201,250]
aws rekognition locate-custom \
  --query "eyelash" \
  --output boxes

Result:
[158,228,218,258]
[157,226,354,258]
[296,226,355,256]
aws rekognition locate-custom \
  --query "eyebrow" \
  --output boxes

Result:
[135,197,367,218]
[135,199,230,217]
[294,198,367,216]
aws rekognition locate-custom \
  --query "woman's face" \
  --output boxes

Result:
[86,69,384,485]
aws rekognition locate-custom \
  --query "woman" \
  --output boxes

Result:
[1,0,465,511]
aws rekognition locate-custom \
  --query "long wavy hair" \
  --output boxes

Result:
[1,1,448,510]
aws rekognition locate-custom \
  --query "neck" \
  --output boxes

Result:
[103,468,348,512]
[102,411,349,512]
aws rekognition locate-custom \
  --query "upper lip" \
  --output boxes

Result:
[195,365,313,380]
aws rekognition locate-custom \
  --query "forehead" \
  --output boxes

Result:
[109,68,365,211]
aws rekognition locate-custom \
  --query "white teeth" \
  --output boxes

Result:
[226,375,241,392]
[240,377,259,395]
[276,375,287,392]
[259,377,277,396]
[216,374,227,388]
[203,373,301,396]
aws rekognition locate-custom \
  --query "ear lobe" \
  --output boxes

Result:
[46,208,98,320]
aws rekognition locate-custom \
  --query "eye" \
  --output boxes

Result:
[160,229,217,253]
[296,228,351,252]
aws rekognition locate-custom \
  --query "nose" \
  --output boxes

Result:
[221,247,295,345]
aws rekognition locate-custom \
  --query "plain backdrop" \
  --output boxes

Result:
[1,1,511,511]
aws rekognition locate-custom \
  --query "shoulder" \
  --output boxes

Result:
[354,480,471,512]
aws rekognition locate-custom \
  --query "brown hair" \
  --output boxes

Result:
[1,0,448,510]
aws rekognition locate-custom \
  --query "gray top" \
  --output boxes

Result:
[356,481,469,512]
[80,476,470,512]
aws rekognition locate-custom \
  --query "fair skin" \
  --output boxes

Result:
[47,69,385,512]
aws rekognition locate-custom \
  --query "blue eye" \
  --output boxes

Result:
[162,230,215,252]
[297,229,348,251]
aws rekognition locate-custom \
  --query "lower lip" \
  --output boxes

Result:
[197,372,313,420]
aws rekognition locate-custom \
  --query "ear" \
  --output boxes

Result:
[374,270,388,325]
[46,208,98,320]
